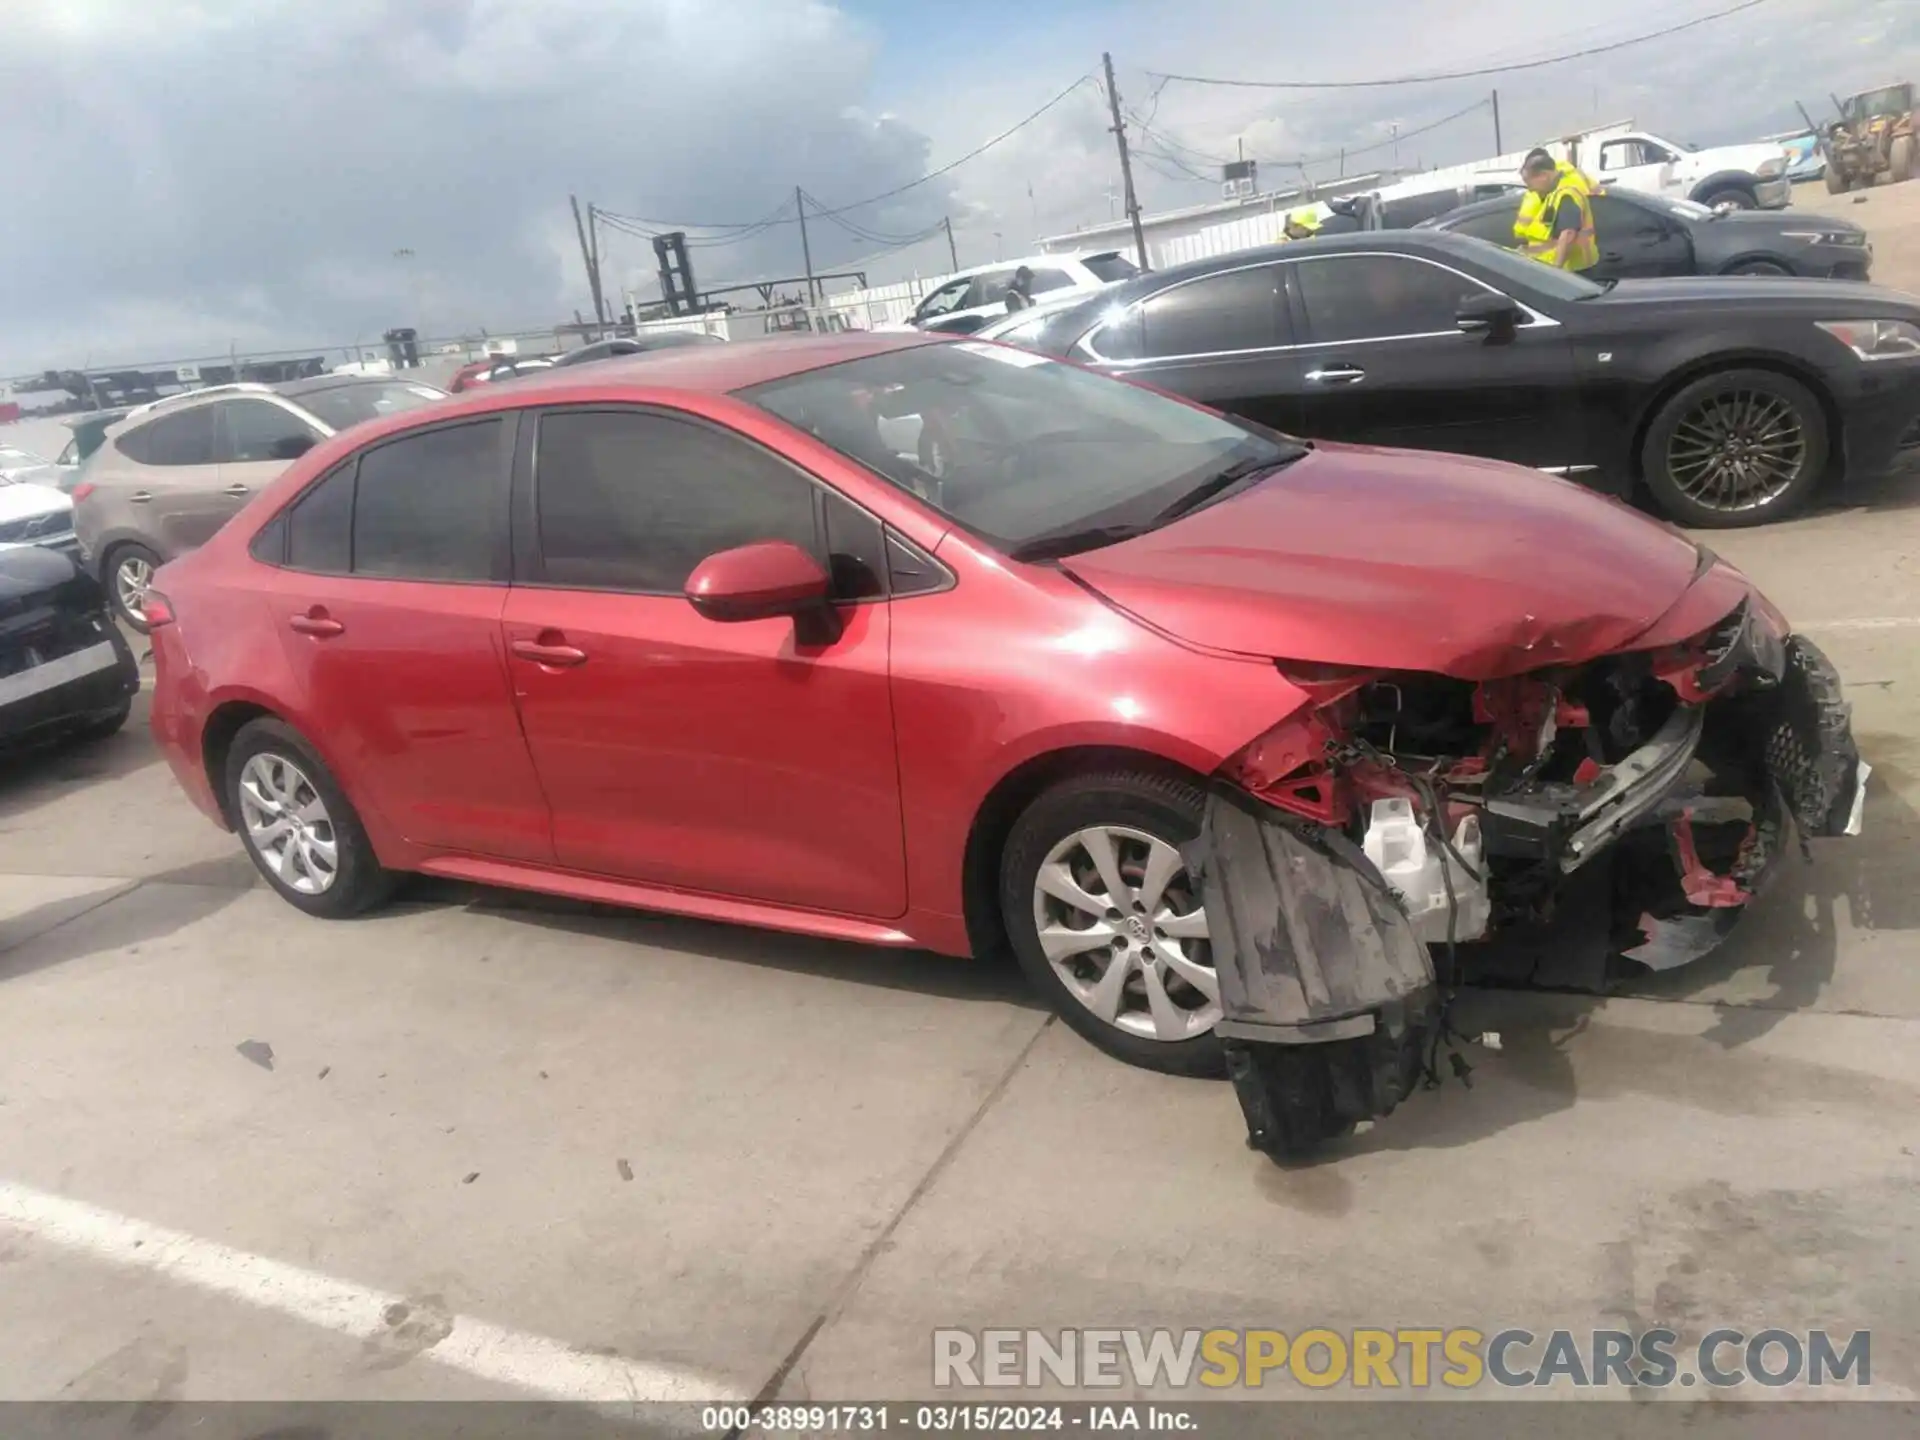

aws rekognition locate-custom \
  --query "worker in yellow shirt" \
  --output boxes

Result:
[1514,150,1598,271]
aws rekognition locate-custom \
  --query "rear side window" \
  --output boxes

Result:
[1446,209,1523,248]
[1080,252,1140,283]
[216,398,322,464]
[116,406,215,467]
[534,410,819,593]
[351,420,505,581]
[1294,255,1485,343]
[1137,266,1285,358]
[1026,267,1075,296]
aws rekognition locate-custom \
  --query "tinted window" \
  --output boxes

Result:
[291,382,444,432]
[1448,208,1522,248]
[286,465,354,572]
[1080,253,1140,283]
[535,411,818,592]
[1295,255,1488,343]
[118,406,215,467]
[1139,267,1284,358]
[217,398,321,463]
[822,491,886,600]
[1379,190,1465,229]
[886,531,950,596]
[351,420,504,581]
[249,512,288,565]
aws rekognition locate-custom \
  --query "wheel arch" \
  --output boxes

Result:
[1627,352,1844,492]
[1687,171,1760,205]
[200,699,283,829]
[959,743,1214,962]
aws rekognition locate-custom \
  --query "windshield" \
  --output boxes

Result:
[1081,252,1140,283]
[1633,192,1715,223]
[742,342,1306,558]
[1450,239,1606,301]
[293,381,445,431]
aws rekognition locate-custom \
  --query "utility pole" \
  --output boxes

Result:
[1101,52,1149,272]
[584,202,608,328]
[795,185,817,304]
[1491,90,1503,154]
[569,196,603,327]
[943,216,959,271]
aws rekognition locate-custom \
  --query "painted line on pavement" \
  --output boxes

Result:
[1796,616,1920,631]
[0,1178,740,1405]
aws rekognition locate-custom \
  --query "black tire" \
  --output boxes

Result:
[999,768,1224,1077]
[1640,368,1829,529]
[72,701,132,742]
[1892,135,1916,184]
[1700,185,1757,211]
[1825,166,1848,195]
[1727,259,1790,276]
[224,718,396,918]
[102,542,161,634]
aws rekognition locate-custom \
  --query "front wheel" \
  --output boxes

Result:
[1891,135,1916,184]
[1641,369,1828,528]
[1000,769,1223,1077]
[1727,259,1790,276]
[1700,186,1757,212]
[225,718,396,918]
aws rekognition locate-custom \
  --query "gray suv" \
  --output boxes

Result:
[74,375,445,628]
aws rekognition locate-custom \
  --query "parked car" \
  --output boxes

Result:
[145,332,1863,1152]
[75,376,447,629]
[449,356,557,392]
[1007,230,1920,528]
[0,544,139,747]
[1558,128,1793,211]
[903,251,1141,335]
[0,444,60,488]
[550,333,725,369]
[0,462,80,556]
[1423,186,1873,281]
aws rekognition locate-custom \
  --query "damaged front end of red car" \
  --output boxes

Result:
[1184,597,1868,1157]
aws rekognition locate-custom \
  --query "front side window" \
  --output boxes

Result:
[741,342,1306,559]
[1295,255,1491,343]
[533,410,818,593]
[118,405,216,467]
[351,419,505,581]
[915,278,974,321]
[216,398,322,463]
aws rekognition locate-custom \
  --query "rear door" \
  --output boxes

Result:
[111,404,224,557]
[1080,262,1307,436]
[252,414,553,862]
[1286,251,1588,471]
[212,397,325,518]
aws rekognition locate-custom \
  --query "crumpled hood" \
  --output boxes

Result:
[1061,444,1709,680]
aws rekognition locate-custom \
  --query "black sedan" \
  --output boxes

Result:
[1422,187,1873,282]
[1010,230,1920,527]
[0,545,138,748]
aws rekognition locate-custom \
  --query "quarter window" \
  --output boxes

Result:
[286,464,354,572]
[1294,255,1487,343]
[534,411,818,593]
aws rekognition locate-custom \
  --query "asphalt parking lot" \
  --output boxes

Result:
[3,183,1920,1419]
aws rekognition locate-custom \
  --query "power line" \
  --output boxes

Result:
[1134,96,1491,180]
[1147,0,1770,89]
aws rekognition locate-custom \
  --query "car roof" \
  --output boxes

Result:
[275,373,433,397]
[495,330,939,397]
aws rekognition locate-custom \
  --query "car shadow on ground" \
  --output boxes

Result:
[0,859,249,985]
[0,691,160,822]
[399,876,1044,1010]
[1262,757,1920,1174]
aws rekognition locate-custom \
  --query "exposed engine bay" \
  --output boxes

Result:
[1185,600,1867,1156]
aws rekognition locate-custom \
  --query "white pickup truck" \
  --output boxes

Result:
[1555,130,1793,210]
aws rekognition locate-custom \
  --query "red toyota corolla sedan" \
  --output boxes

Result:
[147,331,1863,1095]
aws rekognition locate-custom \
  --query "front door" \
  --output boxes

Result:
[257,416,553,863]
[1593,136,1679,199]
[1285,251,1588,473]
[1590,194,1694,278]
[502,406,906,918]
[1090,262,1308,437]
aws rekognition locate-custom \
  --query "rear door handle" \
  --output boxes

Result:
[1304,365,1366,385]
[129,491,153,504]
[289,613,345,638]
[511,637,588,668]
[223,484,251,498]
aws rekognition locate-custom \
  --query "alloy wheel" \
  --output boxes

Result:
[115,555,153,621]
[237,752,339,895]
[1030,824,1218,1043]
[1665,389,1807,514]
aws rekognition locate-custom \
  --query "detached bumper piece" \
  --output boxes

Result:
[1185,789,1438,1157]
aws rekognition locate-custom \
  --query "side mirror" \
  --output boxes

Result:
[270,434,318,461]
[1456,292,1523,340]
[684,540,830,623]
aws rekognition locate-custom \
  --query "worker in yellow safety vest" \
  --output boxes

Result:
[1514,149,1598,271]
[1283,208,1321,240]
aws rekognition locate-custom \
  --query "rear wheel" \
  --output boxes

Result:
[1641,369,1828,528]
[1000,770,1223,1077]
[105,543,160,633]
[1891,135,1916,183]
[225,718,396,918]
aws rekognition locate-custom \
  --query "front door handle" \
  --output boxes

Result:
[511,637,588,668]
[289,610,344,638]
[1304,365,1366,385]
[223,484,251,498]
[129,491,153,504]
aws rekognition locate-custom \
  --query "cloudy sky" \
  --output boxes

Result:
[2,0,1914,374]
